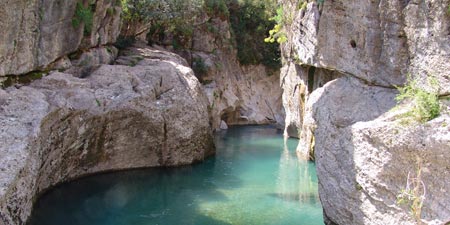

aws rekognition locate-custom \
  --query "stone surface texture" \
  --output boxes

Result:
[0,0,121,76]
[145,15,284,130]
[0,46,214,225]
[279,0,450,224]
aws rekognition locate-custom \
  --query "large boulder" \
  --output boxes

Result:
[0,0,121,76]
[304,76,450,224]
[0,46,214,224]
[312,76,450,224]
[279,0,450,139]
[277,1,450,222]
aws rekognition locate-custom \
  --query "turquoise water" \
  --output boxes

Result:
[28,126,323,225]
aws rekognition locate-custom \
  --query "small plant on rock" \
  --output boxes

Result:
[397,157,426,224]
[72,2,95,36]
[395,75,441,123]
[192,57,208,77]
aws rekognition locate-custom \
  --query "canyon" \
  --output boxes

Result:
[0,0,449,224]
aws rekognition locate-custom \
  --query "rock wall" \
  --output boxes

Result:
[0,46,214,225]
[280,0,450,224]
[0,0,121,76]
[146,15,284,130]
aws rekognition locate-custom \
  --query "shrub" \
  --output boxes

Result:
[192,57,208,78]
[264,6,287,44]
[72,2,94,36]
[114,35,136,49]
[204,0,229,18]
[229,0,281,69]
[396,75,441,123]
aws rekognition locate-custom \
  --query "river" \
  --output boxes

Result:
[28,126,323,225]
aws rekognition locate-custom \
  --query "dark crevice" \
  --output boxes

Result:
[307,66,316,93]
[293,84,299,96]
[158,116,167,166]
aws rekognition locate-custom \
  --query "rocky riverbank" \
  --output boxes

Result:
[279,0,450,224]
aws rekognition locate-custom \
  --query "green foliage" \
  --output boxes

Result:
[121,0,203,48]
[204,0,229,18]
[122,0,281,70]
[121,0,203,34]
[298,0,307,10]
[264,6,287,44]
[229,0,281,69]
[192,57,208,77]
[1,71,48,88]
[396,75,441,123]
[106,7,114,16]
[114,35,136,49]
[72,2,94,36]
[95,98,101,107]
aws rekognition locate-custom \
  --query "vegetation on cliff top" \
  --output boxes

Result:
[119,0,281,69]
[229,0,281,69]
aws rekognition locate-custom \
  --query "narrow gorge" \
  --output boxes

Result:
[0,0,449,225]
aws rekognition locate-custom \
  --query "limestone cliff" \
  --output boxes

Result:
[142,12,284,130]
[0,1,221,224]
[0,44,214,225]
[279,0,450,224]
[0,0,121,77]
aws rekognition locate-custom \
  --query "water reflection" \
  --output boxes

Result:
[28,126,323,225]
[276,137,319,204]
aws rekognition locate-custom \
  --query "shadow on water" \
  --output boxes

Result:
[28,156,241,225]
[28,125,323,225]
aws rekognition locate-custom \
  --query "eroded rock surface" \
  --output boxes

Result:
[292,75,450,225]
[144,14,284,130]
[0,0,121,76]
[313,79,450,224]
[279,0,450,224]
[0,46,214,224]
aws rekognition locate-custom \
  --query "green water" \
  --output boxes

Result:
[28,126,324,225]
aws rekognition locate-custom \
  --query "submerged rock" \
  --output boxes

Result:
[0,46,214,224]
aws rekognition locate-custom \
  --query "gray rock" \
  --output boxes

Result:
[71,46,118,67]
[0,47,214,224]
[66,46,118,78]
[0,0,121,76]
[403,1,450,95]
[284,0,449,91]
[281,62,306,138]
[278,0,450,222]
[142,13,285,130]
[219,120,228,130]
[312,77,450,224]
[281,62,341,139]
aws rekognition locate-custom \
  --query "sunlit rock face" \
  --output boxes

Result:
[143,13,285,130]
[0,45,214,224]
[0,0,121,76]
[279,0,450,224]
